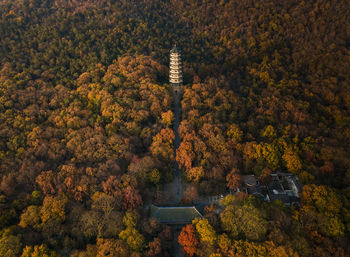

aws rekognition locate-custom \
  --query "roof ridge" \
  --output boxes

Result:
[193,206,203,217]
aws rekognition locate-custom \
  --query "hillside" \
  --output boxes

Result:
[0,0,349,256]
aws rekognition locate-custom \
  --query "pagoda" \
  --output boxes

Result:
[169,45,183,86]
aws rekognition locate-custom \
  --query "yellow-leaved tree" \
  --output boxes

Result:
[192,218,217,246]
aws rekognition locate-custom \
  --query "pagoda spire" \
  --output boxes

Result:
[169,44,183,86]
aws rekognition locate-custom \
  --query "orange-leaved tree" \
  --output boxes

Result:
[178,224,199,257]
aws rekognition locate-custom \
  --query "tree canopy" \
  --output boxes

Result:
[0,0,349,256]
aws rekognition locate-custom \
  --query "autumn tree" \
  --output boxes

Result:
[161,110,174,127]
[102,176,123,200]
[178,224,198,257]
[119,227,145,252]
[19,205,41,229]
[320,161,334,174]
[217,233,232,255]
[182,185,199,204]
[148,169,161,185]
[150,128,175,161]
[96,238,129,257]
[220,197,267,241]
[192,218,217,246]
[226,168,242,191]
[227,124,243,142]
[81,192,123,238]
[259,167,272,185]
[122,186,143,210]
[0,0,349,255]
[147,237,162,257]
[35,170,58,196]
[123,210,140,228]
[29,190,43,206]
[21,244,57,257]
[298,184,345,237]
[40,195,68,225]
[0,229,22,257]
[282,146,302,174]
[261,125,277,138]
[91,192,117,217]
[186,166,204,183]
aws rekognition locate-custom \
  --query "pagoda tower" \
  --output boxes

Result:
[169,45,183,86]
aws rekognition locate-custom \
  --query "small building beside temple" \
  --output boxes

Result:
[265,173,302,206]
[241,173,302,206]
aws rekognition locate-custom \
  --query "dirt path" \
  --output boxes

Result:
[169,86,182,204]
[171,87,184,257]
[173,227,185,257]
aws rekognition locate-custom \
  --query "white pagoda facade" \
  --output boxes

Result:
[169,45,183,86]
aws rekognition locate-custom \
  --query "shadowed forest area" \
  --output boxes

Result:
[0,0,350,256]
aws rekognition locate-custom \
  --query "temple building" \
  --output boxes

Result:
[169,45,183,86]
[150,205,203,224]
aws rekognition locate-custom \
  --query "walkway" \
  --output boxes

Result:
[169,86,182,204]
[171,86,184,257]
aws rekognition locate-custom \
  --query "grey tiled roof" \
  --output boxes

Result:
[150,205,202,224]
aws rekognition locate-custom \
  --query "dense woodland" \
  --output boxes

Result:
[0,0,349,256]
